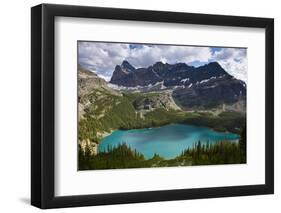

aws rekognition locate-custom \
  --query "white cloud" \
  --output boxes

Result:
[78,42,130,78]
[211,48,247,82]
[78,42,247,82]
[127,45,212,68]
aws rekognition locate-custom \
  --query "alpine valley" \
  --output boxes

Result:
[78,60,247,170]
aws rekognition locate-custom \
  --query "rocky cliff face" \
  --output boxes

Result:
[78,64,109,96]
[109,60,246,111]
[110,60,162,87]
[172,75,246,110]
[131,92,181,111]
[78,64,121,119]
[110,61,229,87]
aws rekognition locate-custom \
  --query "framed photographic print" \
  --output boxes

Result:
[31,4,274,209]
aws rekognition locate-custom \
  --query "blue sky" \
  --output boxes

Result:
[78,42,247,82]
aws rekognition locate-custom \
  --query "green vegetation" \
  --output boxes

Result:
[178,141,241,165]
[79,89,245,144]
[79,89,140,142]
[79,137,246,170]
[239,125,246,163]
[123,91,161,102]
[181,111,245,134]
[79,143,146,170]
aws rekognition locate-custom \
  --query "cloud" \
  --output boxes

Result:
[211,48,247,82]
[127,45,212,68]
[78,42,130,79]
[78,41,247,82]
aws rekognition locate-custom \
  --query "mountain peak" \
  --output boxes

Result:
[173,62,189,69]
[195,61,228,77]
[153,61,164,66]
[208,61,222,68]
[121,60,135,71]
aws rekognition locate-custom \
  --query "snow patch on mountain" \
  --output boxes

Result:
[200,79,209,84]
[108,80,167,91]
[180,78,189,83]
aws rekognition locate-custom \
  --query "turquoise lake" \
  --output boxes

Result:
[99,124,240,159]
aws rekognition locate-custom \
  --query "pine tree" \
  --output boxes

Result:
[239,125,246,163]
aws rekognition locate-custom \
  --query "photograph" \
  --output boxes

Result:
[77,41,247,170]
[29,3,274,209]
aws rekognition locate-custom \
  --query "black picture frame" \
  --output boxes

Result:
[31,3,274,209]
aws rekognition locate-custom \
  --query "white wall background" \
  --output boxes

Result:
[0,0,279,212]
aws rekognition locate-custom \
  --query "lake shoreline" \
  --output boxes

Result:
[99,123,240,160]
[100,121,240,142]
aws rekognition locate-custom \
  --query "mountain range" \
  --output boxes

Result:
[109,60,246,111]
